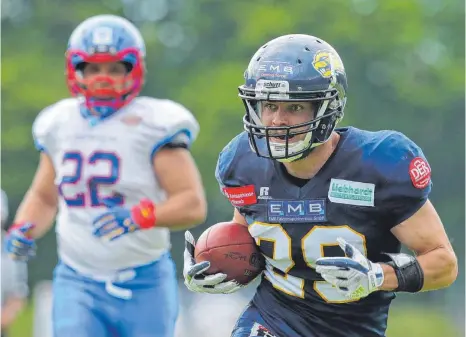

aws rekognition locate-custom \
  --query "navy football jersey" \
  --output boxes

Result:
[215,127,432,337]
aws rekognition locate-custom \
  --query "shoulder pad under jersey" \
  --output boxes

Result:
[32,98,79,153]
[215,132,272,209]
[133,97,200,158]
[215,132,256,188]
[368,130,432,227]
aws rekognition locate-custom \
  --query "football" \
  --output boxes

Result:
[194,221,265,285]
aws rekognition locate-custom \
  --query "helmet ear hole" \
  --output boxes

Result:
[121,61,133,73]
[75,62,87,72]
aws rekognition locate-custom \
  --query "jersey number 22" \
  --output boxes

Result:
[58,151,123,207]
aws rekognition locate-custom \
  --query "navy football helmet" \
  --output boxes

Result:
[238,34,348,162]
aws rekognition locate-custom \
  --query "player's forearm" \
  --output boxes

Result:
[14,189,57,239]
[155,190,207,230]
[380,247,457,291]
[379,264,398,290]
[416,246,458,291]
[1,298,26,328]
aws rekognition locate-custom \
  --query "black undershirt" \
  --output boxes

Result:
[279,163,310,188]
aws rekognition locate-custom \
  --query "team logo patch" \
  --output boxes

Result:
[312,50,345,78]
[328,179,375,207]
[267,199,326,223]
[250,322,276,337]
[91,27,115,53]
[409,157,431,189]
[120,115,143,126]
[92,27,113,45]
[222,185,257,206]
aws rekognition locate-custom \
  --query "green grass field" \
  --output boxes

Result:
[8,302,462,337]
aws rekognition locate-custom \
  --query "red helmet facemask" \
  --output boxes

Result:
[66,48,145,117]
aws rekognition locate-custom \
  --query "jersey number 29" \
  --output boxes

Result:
[58,151,123,207]
[249,222,367,303]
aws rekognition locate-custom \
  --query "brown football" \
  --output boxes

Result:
[194,221,265,285]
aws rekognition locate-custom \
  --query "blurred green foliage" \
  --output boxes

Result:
[2,0,464,334]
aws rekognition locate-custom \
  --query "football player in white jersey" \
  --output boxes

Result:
[4,14,207,337]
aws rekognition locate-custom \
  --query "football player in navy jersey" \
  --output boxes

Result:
[183,34,458,337]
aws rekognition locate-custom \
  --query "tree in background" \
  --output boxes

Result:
[1,0,464,333]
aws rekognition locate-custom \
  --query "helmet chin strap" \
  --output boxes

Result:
[275,138,324,163]
[275,129,334,163]
[276,129,338,163]
[270,131,311,162]
[276,153,303,163]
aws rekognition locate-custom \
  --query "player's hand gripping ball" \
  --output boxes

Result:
[184,222,265,294]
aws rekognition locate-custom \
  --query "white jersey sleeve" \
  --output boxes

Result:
[32,98,76,155]
[1,189,8,226]
[135,97,200,161]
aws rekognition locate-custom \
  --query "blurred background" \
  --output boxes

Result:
[1,0,464,336]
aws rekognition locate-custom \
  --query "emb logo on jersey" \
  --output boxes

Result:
[328,179,375,207]
[267,199,326,223]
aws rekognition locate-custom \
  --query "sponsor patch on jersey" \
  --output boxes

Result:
[120,115,143,126]
[222,185,257,206]
[328,179,375,207]
[409,157,431,189]
[250,322,277,337]
[267,199,326,223]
